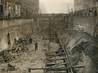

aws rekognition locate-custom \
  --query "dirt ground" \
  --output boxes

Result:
[0,40,48,73]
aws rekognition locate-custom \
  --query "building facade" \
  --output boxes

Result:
[74,0,96,11]
[73,8,96,36]
[0,0,4,16]
[0,0,39,18]
[18,0,39,18]
[0,0,21,18]
[74,0,97,36]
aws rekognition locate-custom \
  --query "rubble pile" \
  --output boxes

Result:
[0,36,32,64]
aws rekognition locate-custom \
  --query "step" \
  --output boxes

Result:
[46,53,66,58]
[46,62,69,67]
[56,49,65,53]
[46,71,67,73]
[46,57,67,62]
[46,55,72,60]
[56,51,64,54]
[46,67,68,71]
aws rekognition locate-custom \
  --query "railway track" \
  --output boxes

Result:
[44,32,85,73]
[29,31,97,73]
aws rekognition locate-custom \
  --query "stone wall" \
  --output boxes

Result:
[0,19,34,50]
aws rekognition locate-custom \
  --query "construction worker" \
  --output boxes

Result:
[35,42,38,51]
[28,68,31,73]
[7,33,11,46]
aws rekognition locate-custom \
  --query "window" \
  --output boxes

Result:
[0,5,3,16]
[0,0,3,3]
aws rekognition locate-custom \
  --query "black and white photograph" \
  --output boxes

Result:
[0,0,97,73]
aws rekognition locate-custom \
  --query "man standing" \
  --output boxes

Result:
[35,42,38,51]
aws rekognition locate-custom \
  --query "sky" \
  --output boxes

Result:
[39,0,74,13]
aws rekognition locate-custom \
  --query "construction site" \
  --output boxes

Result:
[0,0,97,73]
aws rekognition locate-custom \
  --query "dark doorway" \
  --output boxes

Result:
[0,5,3,16]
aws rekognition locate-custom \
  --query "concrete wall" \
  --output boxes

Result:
[73,16,96,36]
